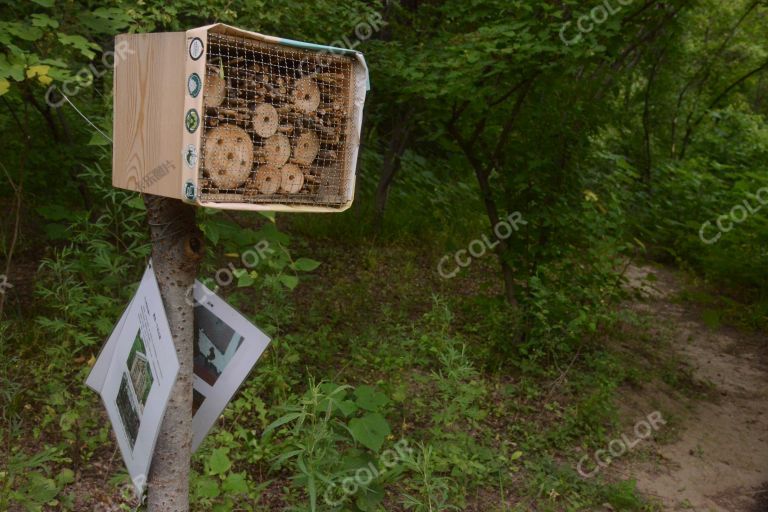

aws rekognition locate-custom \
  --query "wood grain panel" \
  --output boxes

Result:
[113,32,185,199]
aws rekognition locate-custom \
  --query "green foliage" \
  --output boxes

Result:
[526,459,651,512]
[190,446,268,512]
[612,107,768,328]
[263,380,397,511]
[2,0,767,510]
[400,444,459,512]
[1,447,73,511]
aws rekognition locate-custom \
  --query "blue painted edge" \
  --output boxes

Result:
[278,37,370,91]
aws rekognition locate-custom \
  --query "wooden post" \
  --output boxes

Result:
[142,195,204,512]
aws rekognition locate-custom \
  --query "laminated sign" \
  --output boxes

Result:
[190,282,271,451]
[86,262,179,495]
[87,266,271,494]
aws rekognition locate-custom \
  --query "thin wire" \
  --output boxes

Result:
[55,86,113,143]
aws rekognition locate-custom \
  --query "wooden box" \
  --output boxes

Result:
[113,24,368,212]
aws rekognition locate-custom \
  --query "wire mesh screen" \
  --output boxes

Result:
[199,32,355,207]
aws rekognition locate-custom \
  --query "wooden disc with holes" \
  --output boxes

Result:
[252,103,278,138]
[263,134,291,167]
[205,68,227,108]
[293,77,320,113]
[205,125,254,189]
[254,165,281,195]
[279,164,305,194]
[293,131,320,165]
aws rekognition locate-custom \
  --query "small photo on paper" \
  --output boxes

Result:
[192,389,206,416]
[128,333,154,411]
[117,372,141,450]
[194,305,244,386]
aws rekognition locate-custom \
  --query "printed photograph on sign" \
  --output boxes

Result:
[82,262,180,497]
[190,281,272,452]
[193,304,244,386]
[192,389,206,416]
[128,333,153,412]
[116,372,141,450]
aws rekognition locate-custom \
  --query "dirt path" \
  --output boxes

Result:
[619,264,768,512]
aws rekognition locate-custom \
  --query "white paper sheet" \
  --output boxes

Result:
[96,262,179,495]
[87,279,272,462]
[191,282,271,451]
[85,300,131,393]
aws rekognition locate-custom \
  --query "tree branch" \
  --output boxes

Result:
[492,78,536,168]
[680,57,768,157]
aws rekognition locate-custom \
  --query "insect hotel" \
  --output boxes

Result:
[112,24,369,212]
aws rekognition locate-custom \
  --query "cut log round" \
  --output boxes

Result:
[204,68,227,108]
[205,125,254,189]
[279,164,305,194]
[317,149,338,161]
[293,131,320,165]
[293,77,321,113]
[253,165,281,195]
[263,134,291,167]
[252,103,279,138]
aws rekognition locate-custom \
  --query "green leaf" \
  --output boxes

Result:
[278,274,299,290]
[31,0,55,6]
[356,482,385,511]
[87,132,111,146]
[0,78,8,96]
[125,196,146,210]
[263,411,303,436]
[31,14,59,29]
[21,472,58,505]
[56,468,75,487]
[254,222,290,245]
[349,413,391,452]
[307,471,317,512]
[81,8,133,34]
[354,386,389,412]
[195,476,220,499]
[0,53,26,81]
[59,410,78,431]
[208,448,231,476]
[202,222,221,245]
[57,34,99,60]
[259,211,276,223]
[222,472,248,494]
[292,258,321,272]
[7,23,43,42]
[236,269,255,287]
[337,399,359,417]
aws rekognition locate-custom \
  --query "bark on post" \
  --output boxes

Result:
[142,195,204,512]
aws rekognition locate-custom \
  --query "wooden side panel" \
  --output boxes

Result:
[113,32,185,199]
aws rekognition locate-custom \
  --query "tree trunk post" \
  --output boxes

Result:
[142,195,204,512]
[373,114,411,231]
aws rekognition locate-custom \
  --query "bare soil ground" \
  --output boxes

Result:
[619,264,768,512]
